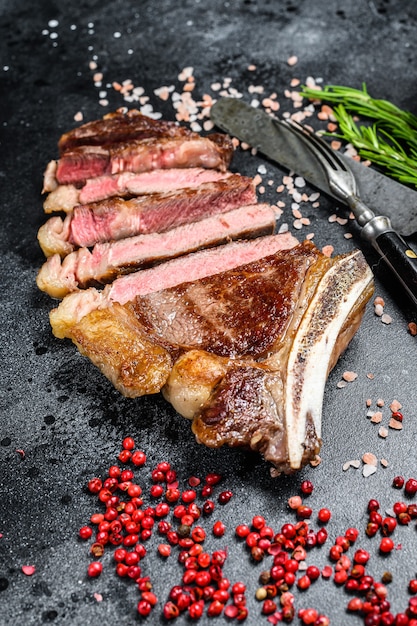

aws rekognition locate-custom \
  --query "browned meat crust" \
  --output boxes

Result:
[58,108,192,152]
[49,240,374,473]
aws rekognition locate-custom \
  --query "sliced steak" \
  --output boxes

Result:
[44,133,234,191]
[49,239,374,471]
[58,108,192,153]
[43,168,233,213]
[49,233,300,336]
[38,174,256,257]
[36,203,277,298]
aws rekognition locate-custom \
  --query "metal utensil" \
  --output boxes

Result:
[210,97,417,236]
[210,97,417,307]
[283,118,417,307]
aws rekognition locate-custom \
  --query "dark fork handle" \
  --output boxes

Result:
[361,215,417,307]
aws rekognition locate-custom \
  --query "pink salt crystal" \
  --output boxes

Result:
[362,452,378,466]
[322,245,334,258]
[389,418,403,430]
[390,399,402,412]
[379,427,389,438]
[370,412,383,424]
[342,371,358,382]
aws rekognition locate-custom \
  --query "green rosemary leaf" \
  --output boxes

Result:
[299,84,417,188]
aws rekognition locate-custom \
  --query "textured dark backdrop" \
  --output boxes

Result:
[1,1,417,624]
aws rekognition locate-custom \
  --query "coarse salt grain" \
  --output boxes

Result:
[294,176,305,188]
[310,455,321,467]
[381,314,392,325]
[370,412,383,424]
[390,399,402,412]
[380,458,389,467]
[374,304,384,317]
[287,55,298,66]
[363,464,377,477]
[337,380,347,388]
[74,111,83,122]
[342,371,358,382]
[389,418,403,430]
[362,452,378,466]
[379,427,389,438]
[343,459,360,471]
[322,245,334,257]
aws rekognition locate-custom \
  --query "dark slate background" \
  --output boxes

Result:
[1,1,417,624]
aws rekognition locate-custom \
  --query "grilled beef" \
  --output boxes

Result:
[38,109,374,474]
[58,108,192,153]
[43,168,233,213]
[44,133,234,192]
[49,237,373,472]
[50,234,299,334]
[38,174,256,257]
[36,204,277,297]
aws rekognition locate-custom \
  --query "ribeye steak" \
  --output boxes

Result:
[49,237,373,473]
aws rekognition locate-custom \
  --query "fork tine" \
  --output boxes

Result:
[282,117,361,201]
[285,119,350,173]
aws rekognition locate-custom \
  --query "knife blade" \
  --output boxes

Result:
[211,97,417,308]
[210,97,417,237]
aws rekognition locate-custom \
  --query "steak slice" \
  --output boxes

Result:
[38,174,256,257]
[44,133,234,191]
[49,239,374,471]
[49,233,300,336]
[36,203,277,298]
[58,108,192,153]
[43,168,233,213]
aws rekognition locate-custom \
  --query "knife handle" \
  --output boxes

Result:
[361,215,417,307]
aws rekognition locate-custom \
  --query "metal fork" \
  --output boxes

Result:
[284,118,417,308]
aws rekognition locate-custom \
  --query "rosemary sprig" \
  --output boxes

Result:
[299,83,417,187]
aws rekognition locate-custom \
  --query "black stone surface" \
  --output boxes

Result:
[1,1,417,624]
